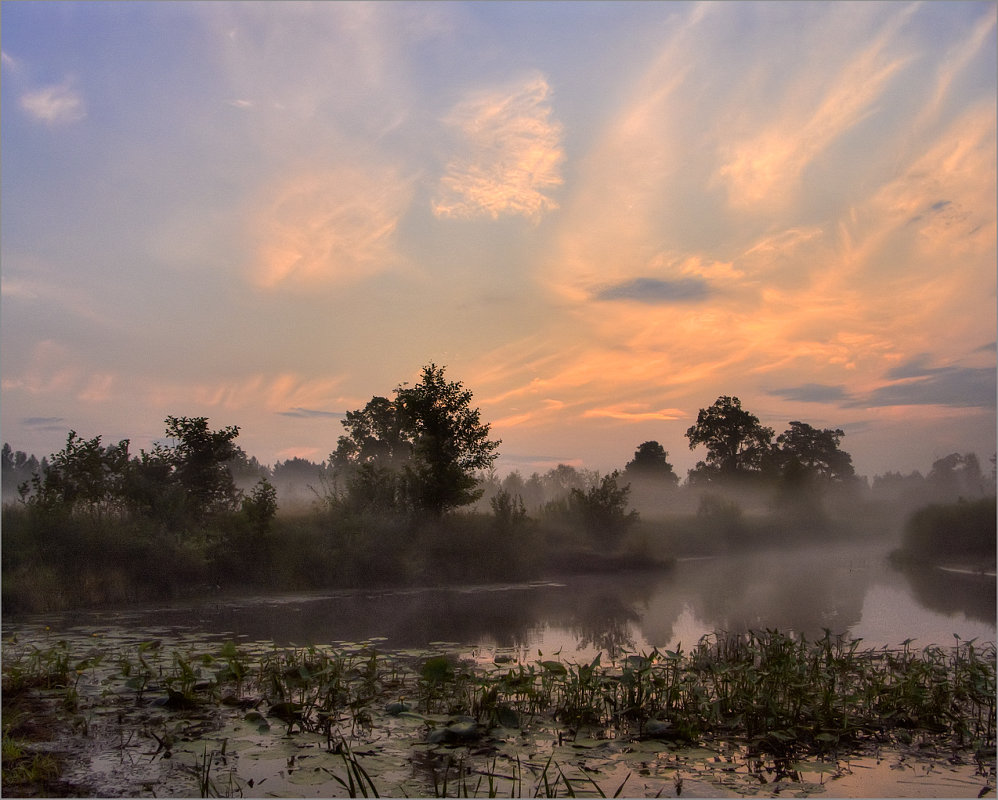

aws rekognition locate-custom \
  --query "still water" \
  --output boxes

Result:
[8,541,993,656]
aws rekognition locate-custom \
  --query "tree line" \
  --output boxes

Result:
[3,367,993,526]
[2,363,993,612]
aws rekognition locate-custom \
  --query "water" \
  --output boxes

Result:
[3,540,994,798]
[6,541,993,656]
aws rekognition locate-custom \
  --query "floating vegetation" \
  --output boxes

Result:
[1,627,995,797]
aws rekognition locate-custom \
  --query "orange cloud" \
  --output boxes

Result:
[716,10,911,210]
[433,74,564,220]
[252,165,413,288]
[582,404,685,422]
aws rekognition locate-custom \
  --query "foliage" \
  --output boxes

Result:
[622,441,679,486]
[242,478,278,536]
[162,416,241,520]
[775,421,855,485]
[686,396,775,481]
[569,472,639,551]
[20,431,131,517]
[927,452,988,497]
[489,488,527,533]
[332,364,500,517]
[897,496,997,566]
[3,630,993,797]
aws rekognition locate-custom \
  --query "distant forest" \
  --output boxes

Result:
[2,365,995,612]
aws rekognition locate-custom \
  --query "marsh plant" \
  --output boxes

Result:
[3,628,994,796]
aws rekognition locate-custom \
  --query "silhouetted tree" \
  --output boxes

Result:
[332,364,500,517]
[22,431,131,516]
[686,396,774,481]
[242,478,278,536]
[570,471,639,551]
[927,453,985,499]
[162,416,241,520]
[775,421,855,483]
[623,441,679,486]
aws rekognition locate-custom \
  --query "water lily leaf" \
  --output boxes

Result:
[540,660,567,675]
[495,705,519,728]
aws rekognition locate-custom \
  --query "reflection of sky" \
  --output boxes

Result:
[850,583,996,648]
[2,2,995,479]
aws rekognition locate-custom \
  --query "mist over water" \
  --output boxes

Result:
[11,539,991,661]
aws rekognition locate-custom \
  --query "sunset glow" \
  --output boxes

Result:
[2,1,995,479]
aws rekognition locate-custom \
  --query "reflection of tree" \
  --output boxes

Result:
[892,562,996,625]
[639,545,874,644]
[570,593,640,658]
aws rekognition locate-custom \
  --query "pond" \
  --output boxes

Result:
[9,541,992,658]
[3,541,995,798]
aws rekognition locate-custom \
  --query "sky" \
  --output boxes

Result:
[2,1,996,481]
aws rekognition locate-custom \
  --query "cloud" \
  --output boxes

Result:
[716,5,913,210]
[23,416,65,428]
[278,407,345,419]
[596,277,712,304]
[768,384,850,404]
[885,354,950,380]
[433,74,564,220]
[582,404,685,422]
[855,367,996,409]
[20,82,86,125]
[251,165,414,288]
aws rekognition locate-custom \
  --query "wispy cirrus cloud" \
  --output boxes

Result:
[433,74,564,221]
[716,5,914,210]
[582,404,685,422]
[251,165,414,288]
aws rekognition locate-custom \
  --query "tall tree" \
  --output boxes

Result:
[685,396,774,480]
[332,364,500,517]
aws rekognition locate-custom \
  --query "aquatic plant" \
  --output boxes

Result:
[2,628,994,797]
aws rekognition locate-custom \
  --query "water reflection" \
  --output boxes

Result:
[5,542,994,656]
[893,562,996,625]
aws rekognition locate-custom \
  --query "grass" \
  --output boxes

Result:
[2,628,994,796]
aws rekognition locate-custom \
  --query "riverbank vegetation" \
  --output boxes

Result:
[2,366,995,613]
[891,496,997,571]
[2,628,994,797]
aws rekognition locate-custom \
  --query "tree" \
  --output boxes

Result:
[2,444,39,502]
[685,396,774,480]
[569,471,639,551]
[161,416,241,520]
[623,441,679,486]
[22,431,131,516]
[332,364,501,517]
[775,421,855,483]
[242,478,278,536]
[927,453,985,499]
